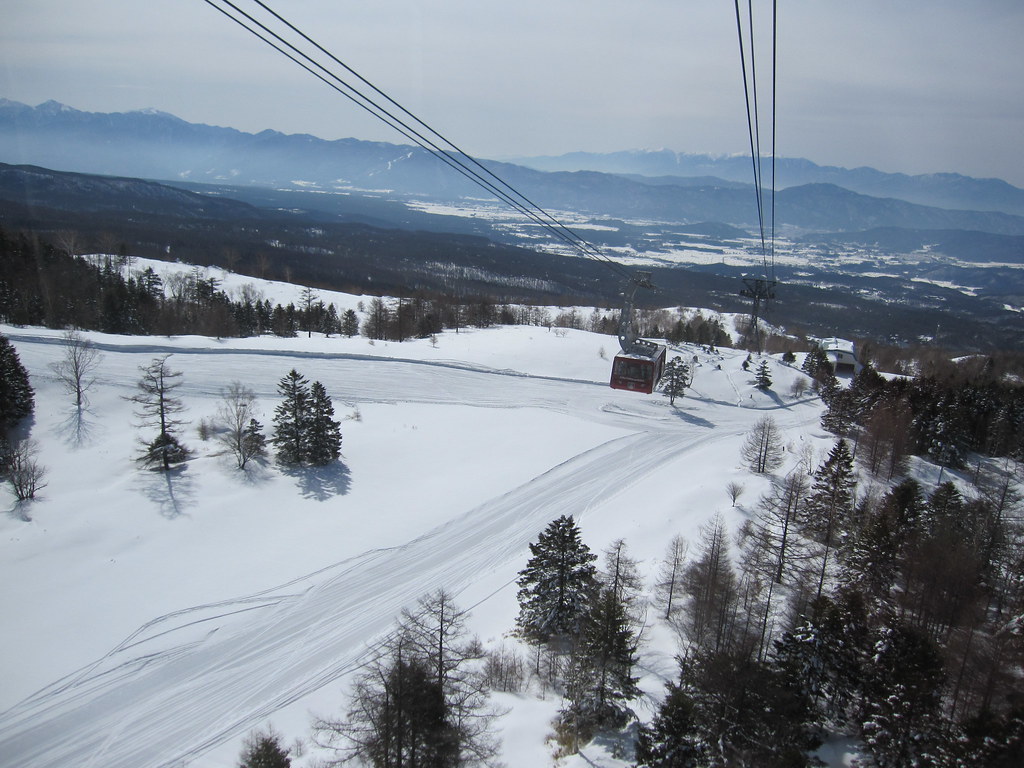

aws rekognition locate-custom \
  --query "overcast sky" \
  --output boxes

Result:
[3,0,1023,186]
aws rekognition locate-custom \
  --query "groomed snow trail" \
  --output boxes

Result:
[0,427,709,767]
[0,329,814,767]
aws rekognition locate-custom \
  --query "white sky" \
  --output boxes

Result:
[3,0,1023,185]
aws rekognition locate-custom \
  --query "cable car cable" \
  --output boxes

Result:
[201,0,633,281]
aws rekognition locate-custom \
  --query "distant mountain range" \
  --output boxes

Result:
[513,149,1024,216]
[3,99,1024,236]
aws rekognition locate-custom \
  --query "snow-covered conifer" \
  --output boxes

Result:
[305,381,342,466]
[272,369,310,465]
[0,333,34,433]
[515,515,598,646]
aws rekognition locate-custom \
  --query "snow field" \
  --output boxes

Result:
[0,280,826,767]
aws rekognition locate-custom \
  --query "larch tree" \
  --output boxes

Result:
[128,354,188,471]
[740,415,785,474]
[654,534,689,620]
[315,592,498,768]
[681,514,738,653]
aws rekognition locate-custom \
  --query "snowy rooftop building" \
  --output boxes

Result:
[821,337,862,376]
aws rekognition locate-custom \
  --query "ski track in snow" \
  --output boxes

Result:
[0,331,809,767]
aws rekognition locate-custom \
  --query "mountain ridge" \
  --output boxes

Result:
[3,99,1024,234]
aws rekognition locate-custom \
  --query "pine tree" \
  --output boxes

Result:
[305,381,342,465]
[661,357,690,405]
[802,439,856,600]
[341,308,360,337]
[635,679,706,768]
[238,727,291,768]
[242,419,267,464]
[272,369,310,465]
[860,624,946,768]
[754,359,772,390]
[564,584,641,731]
[0,333,34,434]
[515,515,599,646]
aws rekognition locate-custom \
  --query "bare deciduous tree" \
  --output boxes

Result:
[3,438,47,502]
[50,330,102,409]
[740,415,785,474]
[215,381,265,469]
[726,481,745,507]
[653,533,689,620]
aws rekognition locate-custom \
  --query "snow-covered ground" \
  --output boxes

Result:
[0,267,837,768]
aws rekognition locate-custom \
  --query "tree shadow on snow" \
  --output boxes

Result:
[6,498,37,523]
[137,465,197,519]
[668,405,716,429]
[236,457,275,486]
[584,722,639,763]
[282,461,352,501]
[55,407,102,449]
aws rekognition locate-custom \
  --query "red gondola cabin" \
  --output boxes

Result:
[610,345,667,393]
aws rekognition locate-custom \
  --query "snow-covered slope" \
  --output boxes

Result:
[0,275,828,767]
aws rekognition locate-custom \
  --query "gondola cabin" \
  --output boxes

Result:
[610,344,667,393]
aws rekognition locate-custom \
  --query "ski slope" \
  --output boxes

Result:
[0,314,825,768]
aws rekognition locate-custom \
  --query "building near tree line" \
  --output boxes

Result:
[820,338,861,376]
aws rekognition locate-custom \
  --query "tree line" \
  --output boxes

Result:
[0,227,735,348]
[805,346,1024,477]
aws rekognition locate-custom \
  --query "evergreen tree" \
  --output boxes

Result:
[563,584,641,731]
[305,381,342,465]
[661,357,690,405]
[860,624,946,768]
[801,346,832,380]
[635,680,706,768]
[272,369,310,465]
[802,439,856,600]
[675,650,823,767]
[754,359,772,390]
[515,515,598,646]
[341,308,360,337]
[238,727,291,768]
[0,333,34,434]
[242,419,268,464]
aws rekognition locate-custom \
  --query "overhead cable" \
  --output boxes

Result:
[201,0,633,281]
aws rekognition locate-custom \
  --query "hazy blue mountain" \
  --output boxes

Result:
[512,148,1024,216]
[0,162,260,219]
[4,99,1024,235]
